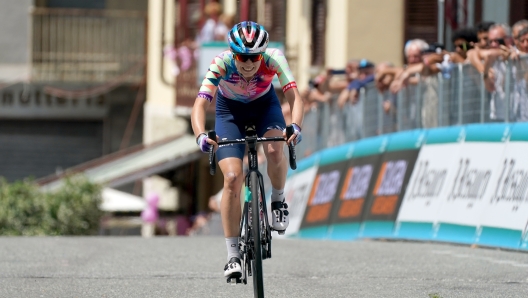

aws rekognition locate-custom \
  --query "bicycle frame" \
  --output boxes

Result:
[208,124,297,297]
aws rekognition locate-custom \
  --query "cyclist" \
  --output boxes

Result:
[191,21,304,280]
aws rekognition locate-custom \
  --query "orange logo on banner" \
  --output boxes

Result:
[370,196,398,215]
[373,162,387,195]
[338,199,364,218]
[340,167,354,199]
[306,203,332,223]
[307,175,320,206]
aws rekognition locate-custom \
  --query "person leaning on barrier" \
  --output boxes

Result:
[373,62,397,114]
[512,19,528,52]
[476,21,495,49]
[321,59,359,95]
[512,26,528,121]
[300,73,332,111]
[373,39,429,114]
[337,59,376,108]
[375,40,428,103]
[476,24,519,121]
[451,27,478,63]
[389,43,448,94]
[467,21,496,74]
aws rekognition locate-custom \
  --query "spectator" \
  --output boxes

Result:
[512,19,528,51]
[301,73,332,110]
[338,59,375,107]
[451,27,478,63]
[375,39,429,119]
[479,23,516,121]
[196,2,223,44]
[374,62,397,115]
[389,42,444,94]
[513,26,528,121]
[475,21,495,49]
[215,13,235,42]
[404,39,429,65]
[467,21,495,73]
[389,43,448,128]
[517,26,528,54]
[375,62,396,93]
[322,59,359,94]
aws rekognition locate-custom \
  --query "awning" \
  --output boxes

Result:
[100,187,146,212]
[38,134,201,191]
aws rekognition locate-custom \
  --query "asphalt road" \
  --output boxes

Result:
[0,237,527,298]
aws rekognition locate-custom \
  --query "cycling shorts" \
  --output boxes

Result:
[215,87,286,161]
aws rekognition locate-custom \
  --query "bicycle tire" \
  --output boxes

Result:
[250,171,265,298]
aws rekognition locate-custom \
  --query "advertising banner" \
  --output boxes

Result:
[435,142,505,227]
[476,125,528,249]
[277,166,318,237]
[329,154,382,225]
[479,142,528,231]
[362,149,420,222]
[397,143,462,224]
[300,162,347,229]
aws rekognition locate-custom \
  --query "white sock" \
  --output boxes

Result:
[271,188,284,203]
[226,237,240,261]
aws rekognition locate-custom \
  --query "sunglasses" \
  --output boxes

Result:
[234,53,263,63]
[455,43,471,51]
[489,38,506,46]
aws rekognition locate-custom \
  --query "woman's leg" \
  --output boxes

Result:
[218,157,244,238]
[262,129,287,190]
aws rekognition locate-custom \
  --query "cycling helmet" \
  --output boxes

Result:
[228,21,269,54]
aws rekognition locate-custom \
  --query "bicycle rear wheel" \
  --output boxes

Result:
[250,171,264,298]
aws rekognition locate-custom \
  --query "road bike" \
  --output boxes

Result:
[208,123,297,298]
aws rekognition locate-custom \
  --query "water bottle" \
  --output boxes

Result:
[439,54,453,79]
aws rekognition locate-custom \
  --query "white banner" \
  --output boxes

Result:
[397,143,462,223]
[435,142,505,227]
[479,142,528,233]
[274,166,318,238]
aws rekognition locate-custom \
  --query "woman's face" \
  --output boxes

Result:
[234,53,262,78]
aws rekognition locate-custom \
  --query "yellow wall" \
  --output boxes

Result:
[286,0,312,90]
[145,0,187,145]
[346,0,404,66]
[325,0,350,69]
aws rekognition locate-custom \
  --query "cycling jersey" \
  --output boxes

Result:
[197,48,297,103]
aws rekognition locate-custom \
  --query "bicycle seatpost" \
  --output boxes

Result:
[208,130,216,175]
[285,125,297,170]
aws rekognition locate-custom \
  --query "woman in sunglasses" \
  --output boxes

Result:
[190,21,304,280]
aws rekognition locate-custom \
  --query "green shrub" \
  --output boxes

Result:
[0,176,103,236]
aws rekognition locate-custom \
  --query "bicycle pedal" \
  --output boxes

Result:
[227,277,242,285]
[271,228,286,235]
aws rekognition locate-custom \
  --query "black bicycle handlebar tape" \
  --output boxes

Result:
[208,130,216,175]
[285,125,297,170]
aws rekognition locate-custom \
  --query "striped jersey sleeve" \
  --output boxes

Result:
[197,53,229,102]
[266,48,297,93]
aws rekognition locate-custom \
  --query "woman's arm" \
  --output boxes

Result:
[191,96,217,149]
[284,87,304,127]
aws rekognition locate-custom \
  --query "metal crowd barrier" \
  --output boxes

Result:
[297,55,528,159]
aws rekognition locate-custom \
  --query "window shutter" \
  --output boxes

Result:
[404,0,438,43]
[510,0,528,25]
[265,0,286,42]
[311,0,326,66]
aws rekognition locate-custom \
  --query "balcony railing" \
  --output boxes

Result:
[31,8,146,83]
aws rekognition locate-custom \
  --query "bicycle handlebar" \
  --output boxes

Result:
[208,125,297,175]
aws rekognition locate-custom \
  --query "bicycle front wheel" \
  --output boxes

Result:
[250,171,264,298]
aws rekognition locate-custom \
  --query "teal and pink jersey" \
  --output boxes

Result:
[197,48,297,103]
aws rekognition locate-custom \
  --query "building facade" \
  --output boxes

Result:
[0,0,147,182]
